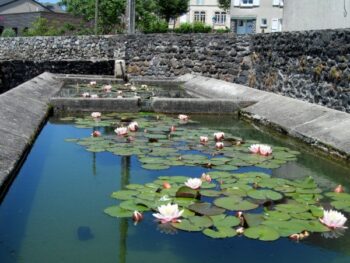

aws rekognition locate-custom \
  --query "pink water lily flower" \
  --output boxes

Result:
[178,114,188,121]
[249,144,273,156]
[259,145,272,156]
[320,209,348,229]
[216,142,224,149]
[91,112,101,118]
[82,92,90,98]
[132,211,143,224]
[201,173,211,182]
[153,203,184,224]
[128,122,139,132]
[200,136,209,144]
[170,126,176,132]
[115,127,128,136]
[103,85,112,92]
[214,132,225,141]
[185,178,202,189]
[91,131,101,137]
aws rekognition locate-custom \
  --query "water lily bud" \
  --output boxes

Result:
[91,131,101,137]
[302,231,310,237]
[334,185,345,193]
[201,173,212,182]
[132,211,143,223]
[170,126,176,132]
[289,234,300,241]
[163,182,171,189]
[236,227,245,235]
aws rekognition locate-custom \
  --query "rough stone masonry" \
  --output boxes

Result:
[0,29,349,112]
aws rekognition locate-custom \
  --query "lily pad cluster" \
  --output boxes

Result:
[58,83,191,99]
[105,172,340,241]
[63,113,300,171]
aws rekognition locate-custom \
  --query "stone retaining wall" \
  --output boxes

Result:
[0,29,349,112]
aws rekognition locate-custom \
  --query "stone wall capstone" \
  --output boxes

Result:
[0,30,349,112]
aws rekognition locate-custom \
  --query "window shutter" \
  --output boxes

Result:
[271,18,278,31]
[253,0,260,6]
[272,0,279,6]
[234,0,240,6]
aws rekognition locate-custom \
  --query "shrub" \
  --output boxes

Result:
[174,22,212,33]
[192,22,211,33]
[174,22,192,33]
[215,27,230,33]
[143,19,168,34]
[1,28,16,37]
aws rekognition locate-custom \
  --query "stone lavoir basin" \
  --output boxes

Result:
[1,111,350,263]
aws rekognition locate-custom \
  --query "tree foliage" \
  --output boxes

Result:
[156,0,189,23]
[60,0,125,34]
[218,0,230,11]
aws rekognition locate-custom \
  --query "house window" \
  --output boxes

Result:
[196,0,204,4]
[272,0,283,6]
[242,0,253,5]
[261,18,267,28]
[271,18,282,32]
[214,12,226,24]
[194,11,206,23]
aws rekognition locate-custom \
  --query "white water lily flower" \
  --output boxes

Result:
[103,85,112,92]
[90,81,97,86]
[128,121,139,132]
[141,84,148,88]
[114,127,128,136]
[82,92,90,98]
[200,136,209,143]
[248,144,260,154]
[91,112,101,118]
[185,178,202,189]
[153,203,184,224]
[320,209,348,229]
[178,114,188,121]
[90,94,99,99]
[215,142,224,149]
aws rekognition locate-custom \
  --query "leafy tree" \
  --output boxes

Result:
[218,0,230,11]
[59,0,125,34]
[156,0,189,23]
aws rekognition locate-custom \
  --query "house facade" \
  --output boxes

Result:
[283,0,350,31]
[178,0,230,29]
[230,0,283,34]
[0,0,81,36]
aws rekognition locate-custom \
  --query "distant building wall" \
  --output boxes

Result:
[0,0,47,14]
[283,0,350,31]
[230,0,283,34]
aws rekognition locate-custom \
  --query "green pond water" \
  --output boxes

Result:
[0,113,350,263]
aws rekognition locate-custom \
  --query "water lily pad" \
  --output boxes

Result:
[111,190,138,200]
[188,216,213,228]
[214,197,258,211]
[188,202,225,216]
[171,219,203,232]
[119,200,150,212]
[200,190,222,197]
[262,220,306,237]
[176,186,199,199]
[203,227,237,238]
[210,214,240,228]
[244,225,280,241]
[141,164,170,170]
[104,206,133,218]
[247,189,283,201]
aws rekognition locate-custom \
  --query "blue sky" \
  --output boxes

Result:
[39,0,59,3]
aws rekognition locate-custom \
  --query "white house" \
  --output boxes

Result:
[283,0,350,31]
[230,0,284,34]
[177,0,230,29]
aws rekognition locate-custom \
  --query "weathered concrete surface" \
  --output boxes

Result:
[0,72,63,191]
[151,98,254,114]
[51,97,141,113]
[182,74,350,160]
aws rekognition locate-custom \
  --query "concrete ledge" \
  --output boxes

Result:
[150,98,254,113]
[51,97,141,113]
[0,72,64,191]
[181,74,350,160]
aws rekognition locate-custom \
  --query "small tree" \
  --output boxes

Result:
[1,28,16,37]
[218,0,230,11]
[156,0,189,26]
